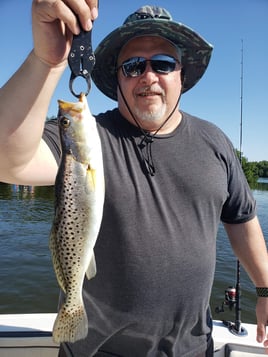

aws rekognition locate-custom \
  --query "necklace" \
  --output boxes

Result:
[118,84,181,176]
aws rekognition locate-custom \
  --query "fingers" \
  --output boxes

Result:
[32,0,98,65]
[256,297,268,349]
[63,0,98,31]
[257,322,266,343]
[85,0,99,17]
[263,339,268,355]
[33,0,98,34]
[256,320,268,354]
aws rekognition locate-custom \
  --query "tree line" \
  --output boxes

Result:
[236,150,268,184]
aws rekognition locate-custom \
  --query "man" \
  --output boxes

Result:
[0,1,268,356]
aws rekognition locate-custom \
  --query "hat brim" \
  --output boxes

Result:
[92,19,213,101]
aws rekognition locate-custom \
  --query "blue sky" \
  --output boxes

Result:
[1,0,268,161]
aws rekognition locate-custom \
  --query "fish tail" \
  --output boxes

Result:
[52,304,88,343]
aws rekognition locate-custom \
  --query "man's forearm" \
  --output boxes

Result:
[224,217,268,287]
[0,50,65,175]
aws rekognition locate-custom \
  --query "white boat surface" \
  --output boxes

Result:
[0,313,266,356]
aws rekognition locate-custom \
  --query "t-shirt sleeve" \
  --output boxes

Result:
[220,143,256,224]
[185,113,256,225]
[42,119,61,166]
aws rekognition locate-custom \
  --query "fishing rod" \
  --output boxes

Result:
[215,39,247,337]
[232,39,245,336]
[239,39,244,164]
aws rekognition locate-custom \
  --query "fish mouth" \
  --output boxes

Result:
[58,100,84,113]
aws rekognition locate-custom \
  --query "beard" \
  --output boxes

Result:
[133,103,167,123]
[132,85,168,123]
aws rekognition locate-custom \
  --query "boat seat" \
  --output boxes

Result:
[225,343,266,356]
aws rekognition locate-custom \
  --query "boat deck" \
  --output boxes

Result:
[0,313,58,357]
[0,314,266,356]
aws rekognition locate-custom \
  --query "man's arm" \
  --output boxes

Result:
[0,0,98,186]
[0,52,64,185]
[224,217,268,347]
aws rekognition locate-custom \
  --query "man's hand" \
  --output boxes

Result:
[256,297,268,352]
[32,0,98,67]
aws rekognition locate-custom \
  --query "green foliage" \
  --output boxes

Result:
[235,150,268,184]
[256,160,268,177]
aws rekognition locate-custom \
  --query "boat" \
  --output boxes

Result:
[0,313,266,356]
[0,313,58,357]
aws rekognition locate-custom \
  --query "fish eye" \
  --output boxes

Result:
[59,116,70,128]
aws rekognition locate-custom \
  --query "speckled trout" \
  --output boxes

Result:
[49,93,105,343]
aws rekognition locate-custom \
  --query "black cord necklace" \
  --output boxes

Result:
[118,84,181,176]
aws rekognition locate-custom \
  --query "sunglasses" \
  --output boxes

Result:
[118,54,181,78]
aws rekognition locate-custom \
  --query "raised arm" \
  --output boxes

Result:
[0,0,98,186]
[224,217,268,348]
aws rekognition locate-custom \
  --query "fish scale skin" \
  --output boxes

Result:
[50,94,104,344]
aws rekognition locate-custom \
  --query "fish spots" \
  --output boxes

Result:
[52,303,88,343]
[50,94,104,343]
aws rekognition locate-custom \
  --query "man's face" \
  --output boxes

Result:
[117,36,183,130]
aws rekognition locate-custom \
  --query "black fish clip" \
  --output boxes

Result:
[68,26,95,98]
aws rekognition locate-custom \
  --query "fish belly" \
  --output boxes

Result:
[50,153,103,343]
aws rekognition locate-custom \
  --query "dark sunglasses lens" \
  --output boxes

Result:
[121,55,178,77]
[122,58,146,77]
[151,59,176,74]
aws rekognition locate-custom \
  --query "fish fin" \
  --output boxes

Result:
[86,252,97,280]
[49,227,67,293]
[52,303,88,343]
[86,167,96,191]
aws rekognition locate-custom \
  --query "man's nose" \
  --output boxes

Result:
[139,62,159,83]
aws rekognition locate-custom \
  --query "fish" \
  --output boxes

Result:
[49,93,105,344]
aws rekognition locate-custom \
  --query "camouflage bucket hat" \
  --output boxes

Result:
[92,6,213,101]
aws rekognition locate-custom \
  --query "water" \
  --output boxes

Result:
[0,181,268,325]
[0,184,58,313]
[211,179,268,324]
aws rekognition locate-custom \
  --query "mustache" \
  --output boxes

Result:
[135,85,165,96]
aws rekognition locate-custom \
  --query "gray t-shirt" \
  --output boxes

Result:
[44,109,255,357]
